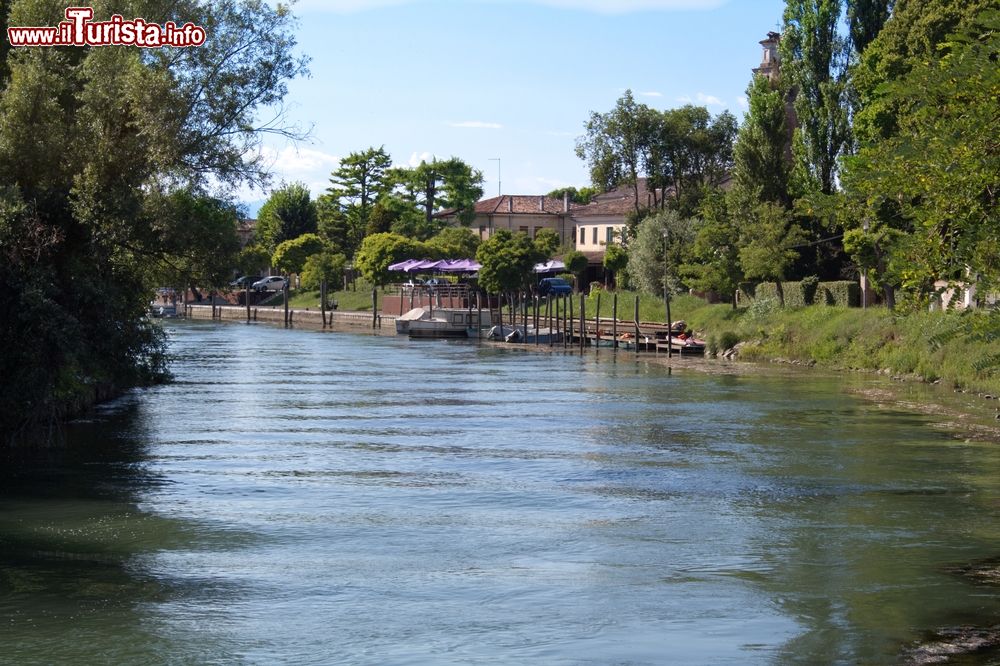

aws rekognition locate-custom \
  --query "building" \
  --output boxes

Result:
[436,194,577,245]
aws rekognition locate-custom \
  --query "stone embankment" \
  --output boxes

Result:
[185,304,396,330]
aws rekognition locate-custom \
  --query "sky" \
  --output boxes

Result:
[245,0,787,215]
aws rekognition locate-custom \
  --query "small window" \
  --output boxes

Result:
[592,226,598,244]
[606,227,614,244]
[519,225,529,235]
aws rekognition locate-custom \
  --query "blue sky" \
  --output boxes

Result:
[247,0,787,213]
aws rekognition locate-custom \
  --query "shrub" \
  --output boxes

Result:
[719,331,740,351]
[801,275,820,305]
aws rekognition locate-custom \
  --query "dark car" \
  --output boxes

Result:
[538,277,573,296]
[229,276,258,289]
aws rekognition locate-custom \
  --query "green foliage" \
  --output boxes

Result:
[730,74,792,209]
[800,275,820,305]
[627,209,696,296]
[845,10,1000,294]
[256,182,318,254]
[426,226,480,259]
[603,243,629,288]
[681,190,741,304]
[0,0,306,434]
[354,232,428,287]
[533,228,561,259]
[237,243,270,277]
[300,251,347,291]
[546,186,598,205]
[327,146,393,240]
[475,230,543,294]
[271,233,327,274]
[563,250,588,277]
[738,203,808,304]
[392,157,484,228]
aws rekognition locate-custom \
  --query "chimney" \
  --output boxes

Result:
[539,195,544,212]
[563,192,569,213]
[508,196,513,213]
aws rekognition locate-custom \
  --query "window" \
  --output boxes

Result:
[519,225,529,235]
[592,226,597,245]
[606,226,614,244]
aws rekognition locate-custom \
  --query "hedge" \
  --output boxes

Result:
[739,280,860,308]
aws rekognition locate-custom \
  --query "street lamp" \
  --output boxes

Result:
[662,230,672,359]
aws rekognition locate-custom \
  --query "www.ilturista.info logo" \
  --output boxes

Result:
[7,7,206,48]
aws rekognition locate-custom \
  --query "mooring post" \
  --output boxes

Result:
[371,287,377,329]
[612,292,618,350]
[283,283,289,327]
[320,280,327,328]
[595,292,602,351]
[568,293,574,347]
[246,283,251,323]
[477,291,482,340]
[579,293,586,352]
[634,295,640,357]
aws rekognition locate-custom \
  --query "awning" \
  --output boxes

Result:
[533,260,565,273]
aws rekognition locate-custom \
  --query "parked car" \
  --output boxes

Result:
[229,276,258,289]
[537,277,573,296]
[251,276,288,292]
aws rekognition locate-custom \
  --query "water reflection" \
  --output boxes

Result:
[3,320,1000,664]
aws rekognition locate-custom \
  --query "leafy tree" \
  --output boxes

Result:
[533,228,561,259]
[327,146,393,244]
[563,250,589,292]
[354,232,429,287]
[145,189,242,292]
[626,210,695,296]
[738,203,808,306]
[256,182,317,253]
[393,157,484,229]
[271,233,326,275]
[844,10,1000,295]
[426,226,480,259]
[602,243,628,289]
[730,74,793,209]
[0,0,306,434]
[316,193,351,255]
[680,191,742,307]
[847,0,893,54]
[300,251,347,291]
[576,90,654,213]
[237,243,271,278]
[547,186,598,205]
[475,230,543,295]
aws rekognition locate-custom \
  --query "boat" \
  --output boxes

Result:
[489,325,563,344]
[395,307,488,338]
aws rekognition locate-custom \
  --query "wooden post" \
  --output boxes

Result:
[253,307,258,321]
[522,292,528,341]
[634,295,640,356]
[320,280,327,328]
[563,295,569,348]
[579,293,586,352]
[666,290,673,360]
[283,283,289,327]
[595,292,602,351]
[612,292,618,350]
[372,287,377,329]
[568,293,574,347]
[477,291,483,340]
[246,283,251,323]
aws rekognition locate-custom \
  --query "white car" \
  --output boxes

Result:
[251,276,288,292]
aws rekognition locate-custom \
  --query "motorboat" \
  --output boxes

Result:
[395,307,488,338]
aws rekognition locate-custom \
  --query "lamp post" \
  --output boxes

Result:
[663,230,672,359]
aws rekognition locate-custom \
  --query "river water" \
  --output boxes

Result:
[3,320,1000,664]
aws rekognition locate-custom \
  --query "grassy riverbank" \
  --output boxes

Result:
[585,289,1000,395]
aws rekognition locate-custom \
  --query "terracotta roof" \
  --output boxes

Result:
[571,196,637,218]
[474,195,575,215]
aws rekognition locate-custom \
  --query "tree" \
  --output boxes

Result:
[603,243,628,289]
[327,146,393,245]
[626,210,695,296]
[0,0,306,434]
[237,243,271,277]
[256,182,317,254]
[680,191,742,307]
[316,193,352,256]
[475,230,543,295]
[533,228,561,260]
[730,74,793,209]
[563,250,589,292]
[843,10,1000,295]
[576,90,654,213]
[427,227,480,259]
[393,157,484,229]
[300,251,347,291]
[145,189,242,292]
[780,0,851,197]
[271,233,327,275]
[354,232,428,287]
[738,203,808,306]
[547,186,598,205]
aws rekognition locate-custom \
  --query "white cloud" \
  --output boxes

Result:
[296,0,726,14]
[407,151,436,167]
[261,146,340,175]
[639,91,663,98]
[677,92,725,107]
[449,120,503,129]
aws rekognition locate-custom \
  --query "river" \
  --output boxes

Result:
[3,320,1000,664]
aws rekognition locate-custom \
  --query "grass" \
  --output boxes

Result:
[286,280,379,311]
